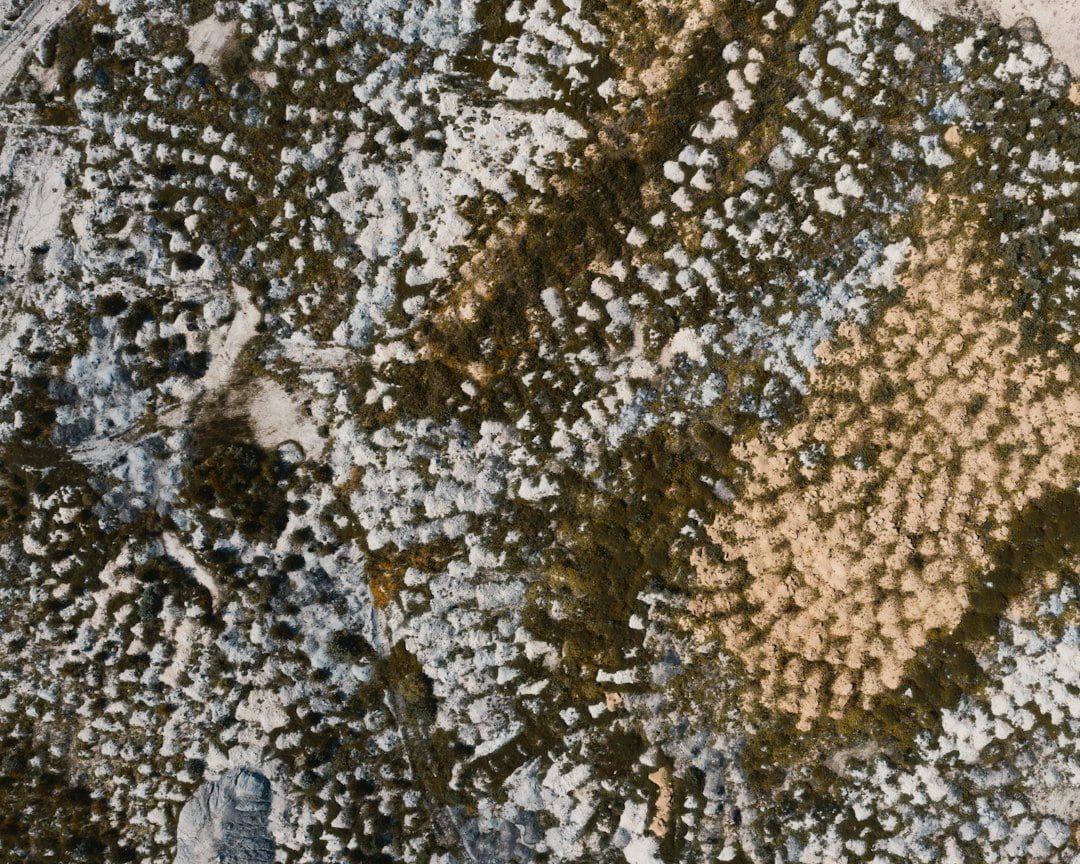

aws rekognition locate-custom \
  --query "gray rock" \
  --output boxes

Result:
[52,417,93,447]
[174,768,275,864]
[47,378,79,405]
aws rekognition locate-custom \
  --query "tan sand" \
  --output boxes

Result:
[625,0,723,98]
[648,766,673,838]
[690,206,1080,727]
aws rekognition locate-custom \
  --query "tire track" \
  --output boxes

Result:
[0,0,75,99]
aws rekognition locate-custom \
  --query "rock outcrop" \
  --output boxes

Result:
[174,769,275,864]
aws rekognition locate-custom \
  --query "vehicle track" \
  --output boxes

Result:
[0,0,74,99]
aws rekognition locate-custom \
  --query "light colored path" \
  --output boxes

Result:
[0,130,64,273]
[0,0,74,98]
[163,532,222,609]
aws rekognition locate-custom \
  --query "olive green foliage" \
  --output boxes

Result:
[351,3,817,836]
[133,555,215,637]
[0,734,136,863]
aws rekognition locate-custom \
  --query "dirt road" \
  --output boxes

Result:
[0,0,74,98]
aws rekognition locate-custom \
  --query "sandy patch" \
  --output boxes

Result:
[0,131,67,276]
[90,544,135,628]
[249,69,278,91]
[202,286,260,391]
[235,688,289,734]
[690,206,1080,726]
[628,0,722,98]
[923,0,1080,75]
[199,287,323,459]
[278,338,352,370]
[0,0,75,98]
[27,60,59,95]
[160,618,198,689]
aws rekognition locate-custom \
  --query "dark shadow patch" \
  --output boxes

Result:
[182,409,294,544]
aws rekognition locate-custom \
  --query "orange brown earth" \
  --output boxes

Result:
[691,204,1080,727]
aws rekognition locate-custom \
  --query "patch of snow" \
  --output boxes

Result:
[187,16,238,68]
[246,378,323,460]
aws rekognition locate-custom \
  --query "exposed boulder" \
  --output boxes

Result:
[174,768,274,864]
